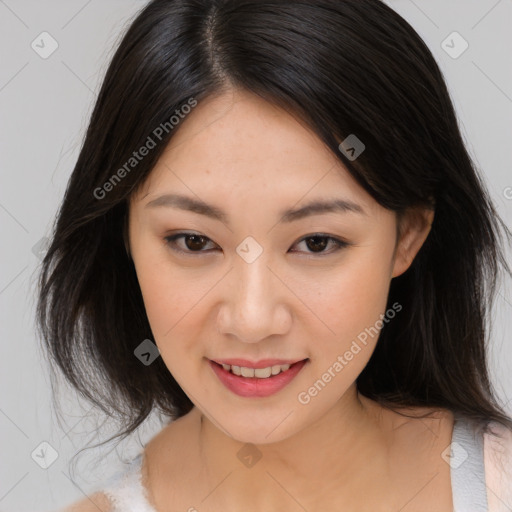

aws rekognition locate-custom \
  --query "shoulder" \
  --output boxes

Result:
[483,420,512,511]
[484,419,512,467]
[57,491,113,512]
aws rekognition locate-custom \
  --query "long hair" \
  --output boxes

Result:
[36,0,512,457]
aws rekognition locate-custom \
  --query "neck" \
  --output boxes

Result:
[191,385,393,510]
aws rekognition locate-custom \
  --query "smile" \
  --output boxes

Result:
[208,358,309,398]
[218,362,293,378]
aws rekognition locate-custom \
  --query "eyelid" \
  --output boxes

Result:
[163,231,351,257]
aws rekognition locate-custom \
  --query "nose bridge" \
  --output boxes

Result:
[237,252,272,307]
[218,247,289,342]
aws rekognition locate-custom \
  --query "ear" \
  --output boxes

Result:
[391,203,435,278]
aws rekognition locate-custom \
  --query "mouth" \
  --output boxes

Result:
[208,358,309,398]
[211,360,302,378]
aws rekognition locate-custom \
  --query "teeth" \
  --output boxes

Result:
[255,367,272,378]
[220,362,293,378]
[241,366,255,377]
[271,365,282,375]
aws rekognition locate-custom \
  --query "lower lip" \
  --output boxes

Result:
[208,359,308,398]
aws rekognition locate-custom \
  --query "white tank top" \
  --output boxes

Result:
[101,415,512,511]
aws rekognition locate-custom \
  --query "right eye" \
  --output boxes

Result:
[164,232,219,255]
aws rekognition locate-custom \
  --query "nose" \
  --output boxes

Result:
[216,254,292,343]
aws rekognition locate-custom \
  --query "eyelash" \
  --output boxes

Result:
[163,232,350,257]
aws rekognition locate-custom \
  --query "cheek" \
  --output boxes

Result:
[133,248,216,361]
[133,258,204,386]
[342,256,392,323]
[310,244,394,357]
[132,244,190,340]
[135,262,174,337]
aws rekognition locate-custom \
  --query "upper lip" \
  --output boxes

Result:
[211,358,307,369]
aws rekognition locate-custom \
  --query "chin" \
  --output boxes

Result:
[228,425,294,446]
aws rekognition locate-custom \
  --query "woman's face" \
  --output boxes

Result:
[128,88,432,444]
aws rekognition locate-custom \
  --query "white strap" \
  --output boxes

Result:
[103,453,158,512]
[450,415,488,512]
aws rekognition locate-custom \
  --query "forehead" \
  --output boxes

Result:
[132,88,376,215]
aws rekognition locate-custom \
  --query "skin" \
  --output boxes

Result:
[123,88,454,511]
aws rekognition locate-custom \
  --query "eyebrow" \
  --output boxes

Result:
[144,193,366,225]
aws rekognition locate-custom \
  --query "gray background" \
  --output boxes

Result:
[0,1,511,510]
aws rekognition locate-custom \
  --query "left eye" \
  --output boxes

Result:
[164,232,349,256]
[291,234,349,255]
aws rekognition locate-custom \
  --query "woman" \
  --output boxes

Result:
[38,0,512,510]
